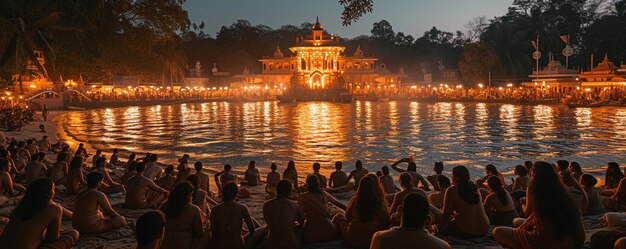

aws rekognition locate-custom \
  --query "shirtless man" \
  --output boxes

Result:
[312,162,327,188]
[92,150,103,167]
[328,161,348,188]
[262,180,304,249]
[214,164,237,194]
[24,152,47,184]
[72,172,127,234]
[211,182,263,249]
[345,160,368,190]
[193,162,210,193]
[379,166,398,195]
[156,165,177,191]
[135,211,166,249]
[390,158,431,191]
[371,193,452,249]
[91,157,125,193]
[427,161,444,191]
[0,158,25,197]
[126,162,170,209]
[75,143,88,158]
[143,154,163,181]
[25,139,39,156]
[109,148,123,167]
[37,135,51,152]
[389,172,427,216]
[65,156,86,195]
[50,153,69,184]
[0,178,79,249]
[265,163,281,196]
[241,160,261,186]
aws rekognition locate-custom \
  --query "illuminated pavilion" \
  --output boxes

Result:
[257,17,405,94]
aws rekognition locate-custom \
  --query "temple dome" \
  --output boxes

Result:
[273,46,284,58]
[312,16,323,30]
[353,45,364,57]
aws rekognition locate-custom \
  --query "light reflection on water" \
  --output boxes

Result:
[60,101,626,177]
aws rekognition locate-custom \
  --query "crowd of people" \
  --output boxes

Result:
[0,107,36,132]
[0,136,624,249]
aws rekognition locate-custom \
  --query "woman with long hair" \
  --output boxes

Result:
[211,182,264,249]
[476,164,506,187]
[0,178,79,249]
[483,176,517,226]
[602,162,624,194]
[282,160,298,190]
[297,175,347,243]
[493,161,584,249]
[336,174,390,248]
[186,174,218,215]
[64,155,86,194]
[159,181,207,249]
[434,165,490,237]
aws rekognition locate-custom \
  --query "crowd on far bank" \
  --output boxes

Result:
[0,107,38,132]
[0,134,625,249]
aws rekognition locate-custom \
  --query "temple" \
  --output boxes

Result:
[257,17,405,100]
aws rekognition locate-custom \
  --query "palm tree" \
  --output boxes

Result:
[157,38,189,87]
[482,22,532,78]
[0,0,65,93]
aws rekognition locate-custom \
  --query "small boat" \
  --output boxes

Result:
[339,92,353,103]
[567,102,602,108]
[67,106,86,110]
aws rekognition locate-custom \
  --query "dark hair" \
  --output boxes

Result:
[276,179,292,198]
[222,182,238,202]
[570,162,582,173]
[127,161,137,171]
[136,211,165,247]
[488,176,508,205]
[135,162,146,173]
[434,161,444,174]
[186,174,199,199]
[312,162,320,172]
[270,163,277,171]
[530,161,579,239]
[524,161,533,171]
[56,153,67,162]
[485,164,498,175]
[0,158,8,172]
[335,161,342,170]
[87,172,104,188]
[306,175,322,194]
[436,174,451,189]
[453,166,479,205]
[356,176,384,222]
[149,154,158,162]
[381,166,390,175]
[128,153,136,160]
[113,148,118,154]
[556,160,569,172]
[514,165,527,177]
[407,162,417,172]
[580,174,598,188]
[399,172,413,188]
[355,160,362,169]
[164,165,174,175]
[165,181,193,218]
[287,160,295,171]
[69,156,84,170]
[249,160,255,167]
[402,193,429,229]
[96,149,102,154]
[375,171,382,177]
[194,162,202,171]
[606,162,623,187]
[14,178,54,220]
[224,164,232,171]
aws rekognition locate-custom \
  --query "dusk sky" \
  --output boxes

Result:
[185,0,514,39]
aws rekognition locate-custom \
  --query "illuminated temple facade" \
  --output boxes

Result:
[257,18,405,93]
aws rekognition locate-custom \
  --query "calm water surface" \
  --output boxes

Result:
[60,101,626,178]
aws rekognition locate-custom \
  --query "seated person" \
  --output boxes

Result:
[379,166,398,195]
[282,160,299,190]
[475,164,506,188]
[335,175,390,248]
[159,181,208,249]
[311,162,327,188]
[433,166,490,237]
[126,162,170,209]
[215,164,237,194]
[72,172,128,234]
[265,163,280,196]
[345,160,369,190]
[390,158,431,191]
[428,174,451,209]
[569,161,583,180]
[135,211,166,249]
[297,175,346,243]
[175,158,191,185]
[602,162,623,195]
[50,153,69,185]
[483,176,517,226]
[121,161,138,187]
[142,154,163,181]
[426,161,444,191]
[580,174,606,216]
[193,161,211,195]
[390,172,427,216]
[603,174,626,212]
[262,180,304,249]
[155,165,177,191]
[241,160,261,186]
[186,174,218,215]
[511,165,529,192]
[24,152,48,184]
[211,182,264,249]
[64,156,87,195]
[0,178,79,249]
[371,193,452,249]
[326,161,353,193]
[0,158,25,197]
[109,148,124,167]
[91,156,125,194]
[556,160,588,215]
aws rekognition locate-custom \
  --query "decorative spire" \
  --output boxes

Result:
[312,16,323,30]
[212,62,218,73]
[273,46,284,58]
[399,66,405,75]
[353,45,363,57]
[242,66,249,75]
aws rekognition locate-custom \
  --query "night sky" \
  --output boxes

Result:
[185,0,513,38]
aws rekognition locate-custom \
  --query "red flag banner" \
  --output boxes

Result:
[531,41,537,50]
[560,35,569,44]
